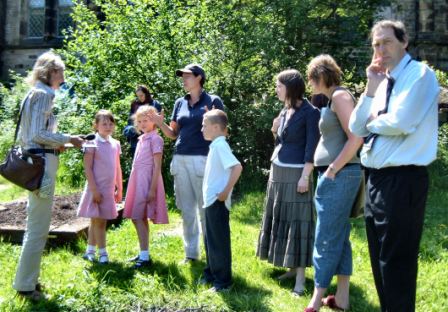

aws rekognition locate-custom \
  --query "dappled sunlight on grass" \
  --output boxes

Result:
[0,180,447,311]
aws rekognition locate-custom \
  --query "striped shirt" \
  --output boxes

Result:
[19,82,70,150]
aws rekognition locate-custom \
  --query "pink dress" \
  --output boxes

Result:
[77,135,122,220]
[123,130,168,223]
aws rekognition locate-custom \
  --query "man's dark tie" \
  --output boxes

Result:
[364,77,395,150]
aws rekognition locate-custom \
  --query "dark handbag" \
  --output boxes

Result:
[350,170,365,218]
[0,91,46,191]
[0,147,45,191]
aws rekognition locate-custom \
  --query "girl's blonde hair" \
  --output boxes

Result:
[26,51,65,86]
[134,105,158,131]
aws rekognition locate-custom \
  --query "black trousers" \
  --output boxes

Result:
[203,200,232,289]
[365,166,428,312]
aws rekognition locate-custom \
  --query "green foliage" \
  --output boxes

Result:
[0,74,30,159]
[55,0,385,184]
[435,67,448,87]
[0,0,392,186]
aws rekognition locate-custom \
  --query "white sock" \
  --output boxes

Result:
[86,245,96,253]
[99,248,107,255]
[139,250,149,261]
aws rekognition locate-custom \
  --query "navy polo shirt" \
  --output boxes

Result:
[171,91,224,156]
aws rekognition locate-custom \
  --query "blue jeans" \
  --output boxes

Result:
[313,164,362,288]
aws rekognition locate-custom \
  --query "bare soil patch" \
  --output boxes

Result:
[0,194,81,229]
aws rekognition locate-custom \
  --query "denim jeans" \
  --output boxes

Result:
[313,164,362,288]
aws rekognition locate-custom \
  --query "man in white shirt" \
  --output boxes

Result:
[349,20,440,312]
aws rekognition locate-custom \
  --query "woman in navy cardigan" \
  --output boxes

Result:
[257,69,320,295]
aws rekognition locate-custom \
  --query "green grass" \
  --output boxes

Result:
[0,169,447,311]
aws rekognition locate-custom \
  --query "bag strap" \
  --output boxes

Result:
[13,90,33,144]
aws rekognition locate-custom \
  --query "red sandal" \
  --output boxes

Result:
[304,308,317,312]
[321,295,348,311]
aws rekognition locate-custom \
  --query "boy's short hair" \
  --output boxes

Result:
[204,109,228,131]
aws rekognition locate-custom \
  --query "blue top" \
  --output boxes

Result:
[349,53,440,168]
[123,99,162,150]
[275,99,320,164]
[171,91,224,156]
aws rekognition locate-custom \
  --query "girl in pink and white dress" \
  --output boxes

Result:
[77,110,123,264]
[124,105,168,268]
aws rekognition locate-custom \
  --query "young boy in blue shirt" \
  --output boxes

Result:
[200,109,242,292]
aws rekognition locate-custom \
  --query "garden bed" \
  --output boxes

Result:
[0,194,123,243]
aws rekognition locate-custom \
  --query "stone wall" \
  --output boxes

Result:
[378,0,448,71]
[0,0,61,80]
[1,48,48,78]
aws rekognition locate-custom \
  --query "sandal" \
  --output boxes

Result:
[82,252,96,262]
[304,308,317,312]
[133,258,152,269]
[322,295,348,311]
[98,253,109,264]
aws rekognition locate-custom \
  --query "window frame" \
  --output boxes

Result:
[22,0,74,46]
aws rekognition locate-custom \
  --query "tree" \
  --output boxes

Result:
[53,0,385,186]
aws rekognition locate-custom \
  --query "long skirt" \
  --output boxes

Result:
[256,163,315,268]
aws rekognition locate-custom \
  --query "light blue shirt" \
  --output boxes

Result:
[202,136,240,210]
[349,53,440,169]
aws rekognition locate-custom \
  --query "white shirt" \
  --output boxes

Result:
[349,53,440,169]
[202,136,241,210]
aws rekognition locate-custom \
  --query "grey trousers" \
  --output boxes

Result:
[13,154,58,292]
[170,154,206,259]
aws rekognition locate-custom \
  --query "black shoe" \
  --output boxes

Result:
[178,257,197,265]
[128,255,140,262]
[206,285,231,293]
[133,258,152,269]
[198,277,212,286]
[35,283,44,292]
[17,290,47,301]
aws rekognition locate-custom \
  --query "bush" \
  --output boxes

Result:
[1,0,388,188]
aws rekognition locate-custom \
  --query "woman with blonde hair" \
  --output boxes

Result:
[13,51,84,300]
[304,55,363,312]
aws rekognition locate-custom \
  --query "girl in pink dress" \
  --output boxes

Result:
[77,110,123,264]
[124,105,168,268]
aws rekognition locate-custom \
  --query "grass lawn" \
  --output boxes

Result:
[0,171,447,311]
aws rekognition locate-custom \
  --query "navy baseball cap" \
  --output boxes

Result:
[175,64,206,80]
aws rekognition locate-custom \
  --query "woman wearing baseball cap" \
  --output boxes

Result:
[151,64,224,264]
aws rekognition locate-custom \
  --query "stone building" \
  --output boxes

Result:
[0,0,75,80]
[0,1,447,81]
[379,0,448,71]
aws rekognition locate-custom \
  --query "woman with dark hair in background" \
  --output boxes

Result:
[123,85,162,158]
[257,69,320,295]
